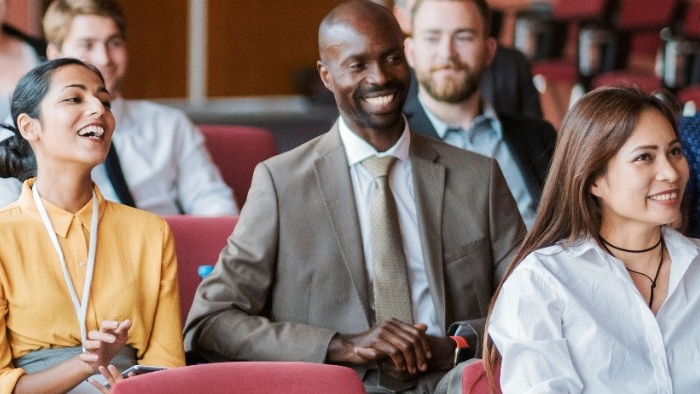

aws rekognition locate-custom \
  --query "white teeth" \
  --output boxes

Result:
[365,94,394,106]
[649,192,678,201]
[77,125,105,138]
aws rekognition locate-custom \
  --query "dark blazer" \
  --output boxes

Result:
[184,122,525,383]
[403,94,557,206]
[482,45,543,119]
[407,44,542,119]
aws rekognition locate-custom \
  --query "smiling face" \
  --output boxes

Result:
[49,15,127,96]
[317,4,410,140]
[591,108,689,232]
[21,64,115,169]
[406,0,495,104]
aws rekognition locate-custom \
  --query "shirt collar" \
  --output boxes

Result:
[18,178,107,238]
[338,115,411,166]
[419,96,502,139]
[566,227,700,273]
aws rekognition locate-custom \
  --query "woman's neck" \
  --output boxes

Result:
[34,169,94,213]
[598,220,662,252]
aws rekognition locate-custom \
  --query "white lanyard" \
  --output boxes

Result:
[32,184,98,344]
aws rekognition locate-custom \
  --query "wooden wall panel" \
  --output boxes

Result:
[207,0,342,97]
[119,0,189,98]
[30,0,343,99]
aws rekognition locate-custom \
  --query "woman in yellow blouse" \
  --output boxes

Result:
[0,58,185,393]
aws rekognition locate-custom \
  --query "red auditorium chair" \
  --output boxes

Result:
[199,125,277,208]
[163,215,238,324]
[525,0,611,128]
[669,0,700,110]
[110,362,365,394]
[590,0,679,91]
[678,84,700,112]
[462,360,501,394]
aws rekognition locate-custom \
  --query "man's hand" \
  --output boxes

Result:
[327,318,431,375]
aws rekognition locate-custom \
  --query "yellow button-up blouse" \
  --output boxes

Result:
[0,179,185,392]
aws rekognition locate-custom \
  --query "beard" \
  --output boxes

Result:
[416,60,483,104]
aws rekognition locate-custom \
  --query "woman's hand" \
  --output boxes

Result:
[89,365,124,393]
[80,319,132,372]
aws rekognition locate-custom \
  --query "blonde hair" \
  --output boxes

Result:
[43,0,126,48]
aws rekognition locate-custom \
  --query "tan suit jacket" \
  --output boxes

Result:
[183,122,525,377]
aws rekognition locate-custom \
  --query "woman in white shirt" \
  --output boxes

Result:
[485,86,700,393]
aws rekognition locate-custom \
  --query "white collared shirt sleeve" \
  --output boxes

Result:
[489,250,583,393]
[488,228,700,394]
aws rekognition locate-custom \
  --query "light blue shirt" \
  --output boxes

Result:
[338,116,441,336]
[420,98,536,228]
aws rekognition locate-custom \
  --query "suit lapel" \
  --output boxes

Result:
[409,135,447,330]
[404,95,440,139]
[313,125,372,323]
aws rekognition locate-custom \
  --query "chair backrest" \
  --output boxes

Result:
[682,0,700,39]
[615,0,678,31]
[552,0,609,21]
[110,361,366,394]
[199,125,278,208]
[163,215,238,324]
[462,360,501,394]
[678,84,700,110]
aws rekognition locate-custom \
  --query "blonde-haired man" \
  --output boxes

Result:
[41,0,237,215]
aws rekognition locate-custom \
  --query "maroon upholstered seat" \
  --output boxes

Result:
[462,359,501,394]
[163,215,238,324]
[199,125,277,208]
[110,361,365,394]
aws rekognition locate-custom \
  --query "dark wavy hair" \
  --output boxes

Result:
[0,58,104,181]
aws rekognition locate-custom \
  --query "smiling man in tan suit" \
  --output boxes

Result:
[183,1,524,392]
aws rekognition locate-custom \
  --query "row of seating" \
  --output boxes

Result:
[105,359,495,393]
[523,0,700,125]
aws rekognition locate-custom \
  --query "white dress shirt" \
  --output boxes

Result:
[0,177,21,208]
[338,116,441,336]
[0,129,22,208]
[420,99,536,228]
[488,227,700,393]
[91,97,237,215]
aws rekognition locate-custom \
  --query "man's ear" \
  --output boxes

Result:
[17,114,39,142]
[46,43,61,60]
[484,36,497,66]
[317,60,333,90]
[404,37,416,68]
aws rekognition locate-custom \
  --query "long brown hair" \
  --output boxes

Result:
[482,86,680,391]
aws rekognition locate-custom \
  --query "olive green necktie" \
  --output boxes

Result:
[361,156,415,392]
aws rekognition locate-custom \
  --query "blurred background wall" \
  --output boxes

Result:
[6,0,342,100]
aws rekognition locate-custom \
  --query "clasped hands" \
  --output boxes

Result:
[327,318,455,381]
[80,319,132,392]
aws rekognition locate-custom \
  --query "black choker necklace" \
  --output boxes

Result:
[601,236,665,309]
[600,235,662,253]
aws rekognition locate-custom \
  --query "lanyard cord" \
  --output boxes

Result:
[32,184,99,344]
